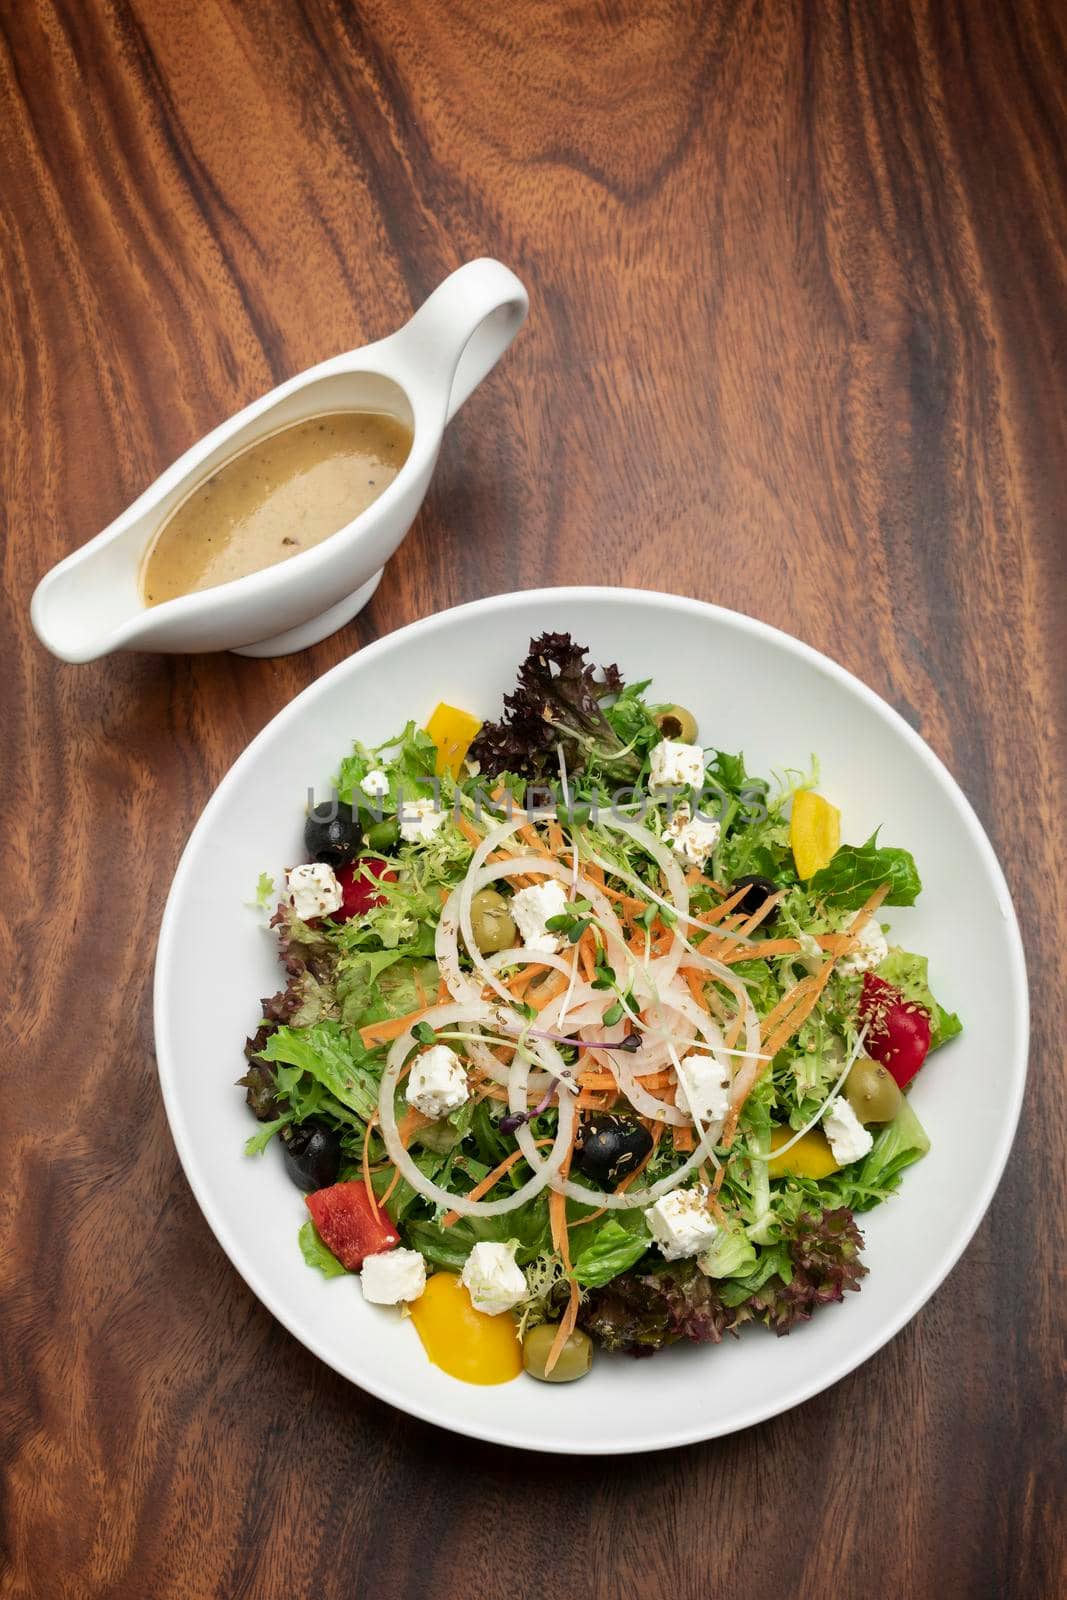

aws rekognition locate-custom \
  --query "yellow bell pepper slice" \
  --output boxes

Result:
[790,790,841,879]
[425,702,483,779]
[767,1123,840,1180]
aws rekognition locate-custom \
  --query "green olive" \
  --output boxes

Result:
[522,1323,593,1383]
[469,888,517,954]
[364,817,400,852]
[654,704,699,743]
[844,1055,902,1125]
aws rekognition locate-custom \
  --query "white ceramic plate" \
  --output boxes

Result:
[154,587,1028,1454]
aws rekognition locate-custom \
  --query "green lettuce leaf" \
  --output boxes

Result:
[258,1021,379,1121]
[471,1099,511,1167]
[406,1193,551,1272]
[299,1220,347,1278]
[856,1096,930,1197]
[373,1148,454,1224]
[716,1242,793,1306]
[875,948,962,1050]
[809,832,922,908]
[336,949,437,1029]
[605,680,661,758]
[335,720,439,805]
[243,1114,289,1156]
[571,1217,652,1288]
[697,1220,758,1279]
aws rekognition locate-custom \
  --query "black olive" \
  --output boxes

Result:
[574,1113,653,1187]
[304,801,363,866]
[731,874,780,922]
[281,1121,342,1192]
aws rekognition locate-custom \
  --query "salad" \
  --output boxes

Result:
[240,633,960,1386]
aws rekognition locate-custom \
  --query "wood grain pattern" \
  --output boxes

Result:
[2,1,1065,1596]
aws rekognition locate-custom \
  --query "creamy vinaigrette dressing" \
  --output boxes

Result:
[140,410,412,604]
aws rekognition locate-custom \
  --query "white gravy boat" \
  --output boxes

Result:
[31,259,528,662]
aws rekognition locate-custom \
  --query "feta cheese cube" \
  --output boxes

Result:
[286,862,343,921]
[460,1241,527,1316]
[674,1051,731,1125]
[649,739,706,791]
[398,796,447,843]
[360,1247,426,1305]
[510,879,569,952]
[664,802,722,866]
[822,1094,874,1164]
[360,768,390,798]
[644,1184,719,1261]
[406,1044,469,1120]
[838,917,890,976]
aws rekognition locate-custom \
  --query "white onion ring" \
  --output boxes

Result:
[377,1003,577,1217]
[412,809,768,1213]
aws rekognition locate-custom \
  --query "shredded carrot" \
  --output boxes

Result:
[847,883,891,933]
[738,891,786,935]
[721,882,894,1138]
[515,821,555,858]
[574,1088,618,1110]
[576,1068,671,1092]
[685,868,726,891]
[685,968,707,1008]
[710,1152,732,1196]
[634,1069,675,1090]
[545,1280,580,1376]
[548,1135,577,1256]
[578,929,597,982]
[437,975,450,1003]
[598,881,648,913]
[722,938,803,963]
[673,1124,696,1152]
[505,964,547,998]
[755,894,888,1059]
[760,971,818,1039]
[549,1187,566,1255]
[696,885,750,926]
[576,1071,621,1091]
[456,815,484,849]
[713,890,787,962]
[544,1140,580,1378]
[359,1007,430,1047]
[393,1105,435,1151]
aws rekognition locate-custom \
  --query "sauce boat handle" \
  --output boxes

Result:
[386,259,528,425]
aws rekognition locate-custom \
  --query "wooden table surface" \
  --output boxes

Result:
[3,3,1065,1596]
